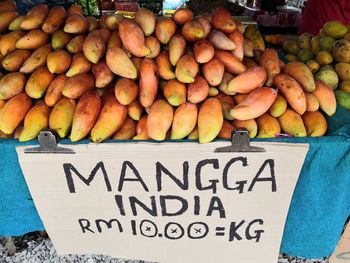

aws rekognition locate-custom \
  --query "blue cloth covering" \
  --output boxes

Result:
[0,106,349,259]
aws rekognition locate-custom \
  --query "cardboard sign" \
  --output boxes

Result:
[16,141,308,263]
[330,222,350,262]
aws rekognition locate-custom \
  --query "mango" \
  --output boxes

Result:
[147,99,174,141]
[91,96,127,142]
[229,30,244,61]
[244,24,265,50]
[182,20,205,42]
[230,87,278,120]
[273,73,306,115]
[171,102,198,139]
[302,111,327,137]
[269,94,287,118]
[218,72,234,95]
[282,62,315,92]
[70,91,101,142]
[92,61,113,88]
[297,49,314,63]
[335,89,350,110]
[306,60,320,73]
[20,44,51,74]
[84,30,106,64]
[0,93,32,134]
[15,29,48,49]
[187,75,209,104]
[202,58,224,86]
[0,1,16,12]
[155,17,176,44]
[19,102,50,142]
[323,21,348,39]
[163,79,186,106]
[312,80,337,116]
[208,30,235,50]
[112,117,136,140]
[175,54,199,83]
[62,73,94,99]
[139,58,158,108]
[310,36,320,55]
[335,63,350,81]
[64,14,89,34]
[315,69,339,89]
[278,108,306,137]
[243,57,258,68]
[106,47,137,79]
[315,50,333,65]
[98,14,108,29]
[67,35,86,54]
[131,56,142,77]
[298,32,313,50]
[256,113,281,138]
[173,8,193,25]
[47,50,71,74]
[49,97,75,138]
[196,16,211,38]
[133,115,149,140]
[169,34,186,66]
[51,30,72,50]
[20,4,48,30]
[67,4,83,16]
[42,6,67,34]
[216,94,234,121]
[8,16,24,31]
[128,100,143,121]
[105,14,121,31]
[193,39,214,64]
[114,78,138,106]
[25,67,54,99]
[88,16,100,31]
[243,38,255,57]
[319,36,335,52]
[214,50,247,75]
[305,93,319,112]
[134,8,156,36]
[339,80,350,93]
[332,39,350,63]
[2,49,31,72]
[187,126,199,140]
[282,40,299,54]
[0,72,26,100]
[0,31,25,56]
[211,7,236,33]
[198,98,223,143]
[218,120,235,139]
[155,51,175,80]
[227,66,266,95]
[66,53,92,77]
[44,74,67,107]
[209,87,219,97]
[144,36,160,59]
[0,11,17,33]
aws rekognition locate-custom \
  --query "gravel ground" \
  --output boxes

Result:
[0,232,328,263]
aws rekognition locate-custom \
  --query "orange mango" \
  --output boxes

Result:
[83,30,106,63]
[128,100,144,121]
[169,34,186,66]
[260,48,281,86]
[202,58,225,86]
[188,75,209,104]
[305,93,320,112]
[20,4,48,30]
[8,16,24,31]
[106,47,137,79]
[134,8,156,36]
[20,44,51,74]
[187,126,199,140]
[234,94,248,104]
[67,4,83,16]
[214,50,247,75]
[278,108,307,137]
[15,29,48,49]
[232,119,257,138]
[115,78,138,106]
[196,16,211,38]
[112,117,136,140]
[42,6,67,34]
[49,97,76,138]
[193,39,214,64]
[47,50,72,74]
[256,113,281,138]
[218,120,235,139]
[229,30,244,61]
[171,102,197,139]
[0,72,26,100]
[198,98,223,143]
[211,7,236,33]
[163,79,187,106]
[2,49,31,72]
[175,55,199,83]
[0,31,25,56]
[156,51,176,80]
[67,35,86,54]
[216,94,235,120]
[208,30,236,50]
[51,29,72,50]
[218,72,234,95]
[173,8,193,25]
[105,14,122,31]
[283,62,316,92]
[92,60,114,88]
[0,10,17,33]
[44,74,68,107]
[62,73,95,99]
[145,36,161,59]
[133,115,149,140]
[243,57,258,68]
[243,38,255,57]
[25,66,54,99]
[302,111,327,137]
[139,58,158,108]
[64,14,89,34]
[312,80,337,116]
[269,94,287,118]
[155,17,176,44]
[66,53,92,77]
[182,20,205,42]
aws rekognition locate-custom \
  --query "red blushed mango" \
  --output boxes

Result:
[171,102,198,139]
[208,30,235,51]
[243,38,255,57]
[115,78,138,106]
[211,7,236,33]
[92,60,114,88]
[139,58,158,108]
[90,95,127,142]
[163,79,187,106]
[193,39,214,64]
[234,94,248,104]
[145,36,161,59]
[173,8,193,25]
[305,93,320,112]
[181,20,205,42]
[214,50,247,75]
[198,98,223,143]
[169,34,186,66]
[147,99,174,141]
[70,91,101,142]
[128,100,144,121]
[175,55,199,83]
[119,19,150,58]
[66,53,92,77]
[227,66,267,95]
[133,115,149,140]
[260,48,281,86]
[155,52,175,80]
[196,16,211,38]
[155,17,176,44]
[232,119,258,138]
[98,14,108,29]
[312,80,336,116]
[216,93,235,121]
[44,74,68,107]
[62,73,95,99]
[83,30,106,64]
[187,75,209,104]
[202,58,225,86]
[229,30,244,61]
[218,120,235,139]
[134,8,156,36]
[112,117,136,140]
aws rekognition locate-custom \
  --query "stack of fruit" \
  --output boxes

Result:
[0,2,337,144]
[282,21,350,110]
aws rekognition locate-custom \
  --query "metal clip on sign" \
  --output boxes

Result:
[24,130,75,154]
[215,128,265,153]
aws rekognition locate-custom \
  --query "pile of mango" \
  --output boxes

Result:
[0,2,336,144]
[282,20,350,110]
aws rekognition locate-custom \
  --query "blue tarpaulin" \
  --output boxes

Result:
[0,106,349,259]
